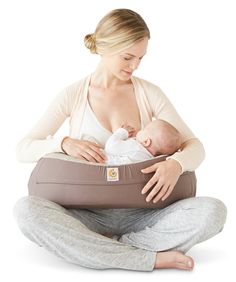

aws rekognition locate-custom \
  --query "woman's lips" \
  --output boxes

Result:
[123,70,132,75]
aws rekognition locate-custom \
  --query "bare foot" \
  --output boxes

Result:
[154,251,194,270]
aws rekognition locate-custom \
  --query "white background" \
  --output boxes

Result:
[1,0,235,281]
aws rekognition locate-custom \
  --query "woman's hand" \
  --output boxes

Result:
[141,159,182,203]
[61,137,107,163]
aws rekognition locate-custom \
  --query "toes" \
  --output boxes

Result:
[155,251,195,270]
[176,262,193,270]
[178,255,194,270]
[187,257,194,269]
[173,252,194,270]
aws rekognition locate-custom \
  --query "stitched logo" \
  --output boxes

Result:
[106,167,119,181]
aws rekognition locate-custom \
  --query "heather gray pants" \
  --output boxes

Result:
[13,196,227,271]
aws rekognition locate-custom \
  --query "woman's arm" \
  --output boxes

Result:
[147,84,205,173]
[16,88,71,162]
[166,138,205,173]
[139,80,205,203]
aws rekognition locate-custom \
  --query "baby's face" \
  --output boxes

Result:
[136,126,153,143]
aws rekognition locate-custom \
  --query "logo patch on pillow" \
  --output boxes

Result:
[106,167,119,181]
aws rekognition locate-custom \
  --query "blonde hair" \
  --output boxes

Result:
[84,9,150,55]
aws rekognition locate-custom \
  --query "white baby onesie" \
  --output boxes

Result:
[105,128,154,165]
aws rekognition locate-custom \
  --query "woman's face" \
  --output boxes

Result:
[102,37,148,81]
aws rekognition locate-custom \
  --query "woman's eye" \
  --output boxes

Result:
[123,57,131,61]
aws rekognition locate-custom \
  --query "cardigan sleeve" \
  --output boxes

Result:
[143,81,205,172]
[16,86,74,163]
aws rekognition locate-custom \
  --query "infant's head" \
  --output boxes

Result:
[136,119,182,156]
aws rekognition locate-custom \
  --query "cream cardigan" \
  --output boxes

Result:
[16,74,205,172]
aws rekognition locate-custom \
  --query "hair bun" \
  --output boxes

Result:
[84,33,97,54]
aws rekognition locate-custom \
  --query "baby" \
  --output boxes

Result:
[105,119,182,165]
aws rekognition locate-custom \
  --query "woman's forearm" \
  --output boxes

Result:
[16,135,65,163]
[166,138,206,173]
[16,86,73,163]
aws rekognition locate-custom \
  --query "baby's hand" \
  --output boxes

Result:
[121,124,136,137]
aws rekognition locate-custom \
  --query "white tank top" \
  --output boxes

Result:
[79,100,112,147]
[79,101,153,164]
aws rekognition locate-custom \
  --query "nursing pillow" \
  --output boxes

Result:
[28,152,196,209]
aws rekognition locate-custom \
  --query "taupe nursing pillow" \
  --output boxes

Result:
[28,152,196,209]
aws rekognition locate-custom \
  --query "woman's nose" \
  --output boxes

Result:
[129,63,138,70]
[130,60,139,70]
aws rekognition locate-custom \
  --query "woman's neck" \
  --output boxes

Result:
[91,62,130,89]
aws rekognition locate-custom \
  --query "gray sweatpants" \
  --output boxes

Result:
[13,196,227,271]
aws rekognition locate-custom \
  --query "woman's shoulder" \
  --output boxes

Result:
[63,75,90,95]
[132,76,163,93]
[56,74,91,109]
[51,75,90,113]
[132,76,165,99]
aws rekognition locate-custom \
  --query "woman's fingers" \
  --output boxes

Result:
[141,160,180,203]
[141,163,158,174]
[141,164,158,195]
[89,141,103,148]
[71,141,105,163]
[152,184,170,203]
[81,147,106,163]
[80,150,97,163]
[74,154,87,161]
[89,145,107,162]
[64,139,107,163]
[77,141,107,163]
[141,176,157,195]
[161,185,175,201]
[146,183,174,203]
[145,180,164,202]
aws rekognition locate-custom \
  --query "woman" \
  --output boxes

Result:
[14,9,227,271]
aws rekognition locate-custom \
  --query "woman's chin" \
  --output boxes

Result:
[118,72,132,81]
